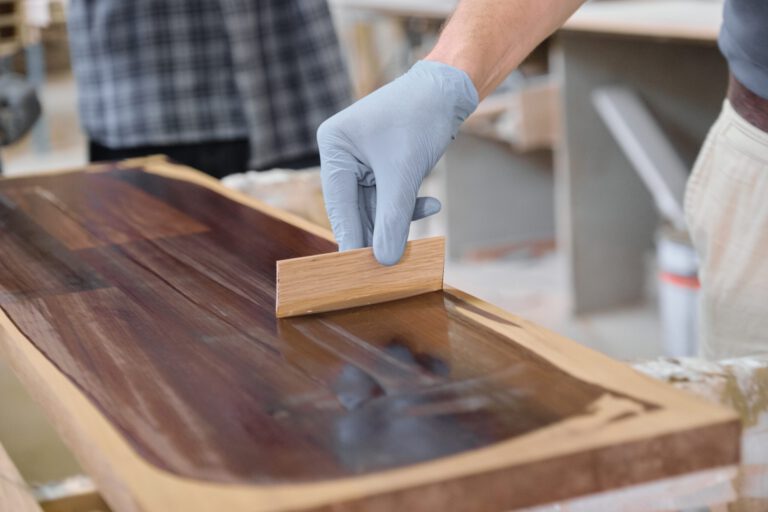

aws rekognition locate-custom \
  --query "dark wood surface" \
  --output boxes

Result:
[0,166,638,482]
[0,161,739,511]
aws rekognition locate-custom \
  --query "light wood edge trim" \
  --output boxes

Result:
[0,158,741,512]
[276,237,445,318]
[0,442,43,512]
[0,308,740,512]
[442,285,739,419]
[0,162,114,181]
[560,20,719,43]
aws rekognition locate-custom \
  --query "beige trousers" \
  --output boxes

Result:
[685,100,768,360]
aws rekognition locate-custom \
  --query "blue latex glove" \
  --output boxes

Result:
[317,60,479,265]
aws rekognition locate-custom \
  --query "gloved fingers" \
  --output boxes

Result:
[320,150,367,251]
[412,196,441,221]
[366,195,442,260]
[359,185,376,247]
[372,177,419,266]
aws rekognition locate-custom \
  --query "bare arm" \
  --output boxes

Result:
[318,0,587,264]
[426,0,587,99]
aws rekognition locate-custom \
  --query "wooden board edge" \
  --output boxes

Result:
[559,21,720,43]
[276,237,445,318]
[303,422,740,512]
[0,158,742,512]
[0,319,144,512]
[0,303,741,512]
[442,285,740,422]
[0,161,114,182]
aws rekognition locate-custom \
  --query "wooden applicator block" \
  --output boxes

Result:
[276,237,445,318]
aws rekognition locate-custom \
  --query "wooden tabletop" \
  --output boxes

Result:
[329,0,453,18]
[0,157,738,511]
[331,0,723,42]
[564,0,722,42]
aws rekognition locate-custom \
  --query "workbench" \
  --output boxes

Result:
[330,0,728,313]
[0,157,738,511]
[331,0,722,37]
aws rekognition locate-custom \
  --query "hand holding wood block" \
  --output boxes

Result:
[276,237,445,318]
[0,157,740,512]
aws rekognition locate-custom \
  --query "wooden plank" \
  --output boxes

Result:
[0,157,740,512]
[562,0,722,42]
[0,442,43,512]
[330,0,721,42]
[276,237,445,318]
[330,0,456,19]
[40,492,111,512]
[33,475,110,512]
[0,194,106,304]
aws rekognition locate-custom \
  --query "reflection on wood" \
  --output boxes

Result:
[0,158,739,512]
[0,194,105,303]
[1,176,207,249]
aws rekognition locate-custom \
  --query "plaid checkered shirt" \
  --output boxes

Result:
[68,0,351,169]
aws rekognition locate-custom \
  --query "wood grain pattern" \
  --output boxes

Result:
[0,175,208,250]
[0,194,105,303]
[0,157,740,512]
[276,237,445,317]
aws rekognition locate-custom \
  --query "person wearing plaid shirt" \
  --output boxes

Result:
[68,0,351,178]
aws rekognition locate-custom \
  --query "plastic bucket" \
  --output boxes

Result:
[657,227,699,357]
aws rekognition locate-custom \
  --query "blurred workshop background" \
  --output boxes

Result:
[4,0,723,360]
[3,0,765,510]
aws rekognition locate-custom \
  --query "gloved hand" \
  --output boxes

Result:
[317,60,478,265]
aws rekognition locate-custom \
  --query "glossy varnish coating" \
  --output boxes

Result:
[0,166,714,487]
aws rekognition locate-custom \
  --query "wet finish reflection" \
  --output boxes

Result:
[0,167,652,484]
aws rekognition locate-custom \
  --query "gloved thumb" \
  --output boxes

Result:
[412,196,441,220]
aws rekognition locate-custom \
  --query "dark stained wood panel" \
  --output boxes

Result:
[108,167,335,261]
[0,173,639,481]
[1,187,101,249]
[0,159,739,512]
[1,174,208,250]
[0,195,105,303]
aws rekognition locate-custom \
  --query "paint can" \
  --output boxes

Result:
[657,226,699,357]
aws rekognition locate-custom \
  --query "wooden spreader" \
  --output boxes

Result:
[276,237,445,318]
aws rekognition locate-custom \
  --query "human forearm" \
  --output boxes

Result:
[318,0,588,264]
[425,0,586,98]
